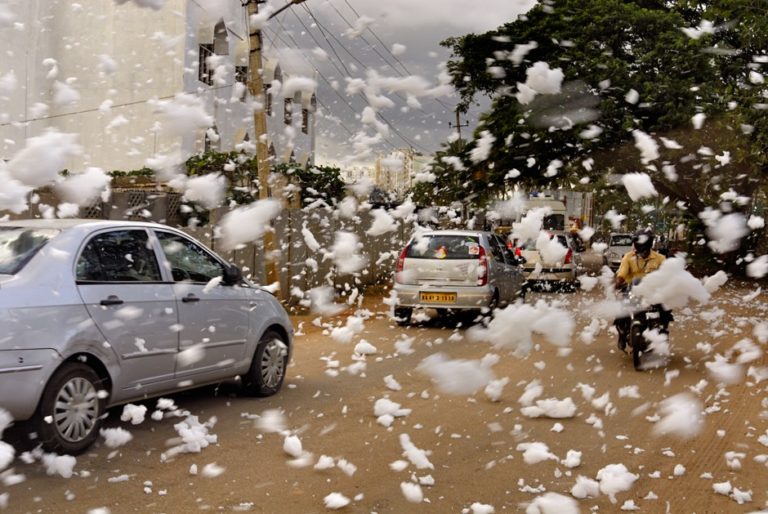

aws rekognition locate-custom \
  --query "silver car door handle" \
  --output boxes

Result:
[100,295,124,306]
[181,294,200,303]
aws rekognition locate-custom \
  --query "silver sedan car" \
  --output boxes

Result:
[0,219,293,454]
[392,230,526,325]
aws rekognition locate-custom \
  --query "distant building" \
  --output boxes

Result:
[0,0,316,173]
[374,148,423,200]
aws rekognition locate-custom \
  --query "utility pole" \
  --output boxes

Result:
[448,109,469,139]
[244,0,306,296]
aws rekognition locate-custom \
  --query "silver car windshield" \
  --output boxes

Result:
[0,227,60,274]
[407,235,481,260]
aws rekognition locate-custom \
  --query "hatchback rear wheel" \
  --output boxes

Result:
[35,362,105,455]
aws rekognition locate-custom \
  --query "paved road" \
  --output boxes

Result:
[2,286,767,513]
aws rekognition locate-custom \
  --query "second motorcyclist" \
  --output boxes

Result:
[613,228,671,352]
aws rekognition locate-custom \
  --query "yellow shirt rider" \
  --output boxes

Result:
[614,229,665,290]
[614,229,669,350]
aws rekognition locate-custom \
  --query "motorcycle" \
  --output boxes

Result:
[616,286,673,371]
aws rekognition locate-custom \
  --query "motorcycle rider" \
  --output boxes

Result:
[613,228,670,351]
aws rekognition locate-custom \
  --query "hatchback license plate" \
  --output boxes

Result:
[420,292,456,303]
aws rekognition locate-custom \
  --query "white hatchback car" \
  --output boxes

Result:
[0,219,293,454]
[521,231,579,289]
[392,230,526,325]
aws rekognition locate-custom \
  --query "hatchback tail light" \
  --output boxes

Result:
[395,245,409,283]
[477,245,489,286]
[564,248,573,265]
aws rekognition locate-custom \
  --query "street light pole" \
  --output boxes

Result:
[244,0,306,295]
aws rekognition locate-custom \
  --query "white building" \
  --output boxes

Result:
[0,0,315,176]
[374,148,423,200]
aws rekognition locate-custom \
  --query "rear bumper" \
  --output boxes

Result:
[393,283,493,310]
[523,268,576,282]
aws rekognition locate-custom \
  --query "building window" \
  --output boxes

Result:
[198,44,214,85]
[301,108,309,134]
[235,66,248,85]
[284,98,293,125]
[264,85,272,116]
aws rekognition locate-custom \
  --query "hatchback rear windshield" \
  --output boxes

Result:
[523,234,567,250]
[0,227,60,274]
[610,235,633,246]
[406,235,481,260]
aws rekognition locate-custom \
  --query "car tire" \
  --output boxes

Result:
[35,362,106,455]
[242,330,289,397]
[394,307,412,326]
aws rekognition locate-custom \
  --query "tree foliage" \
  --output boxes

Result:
[439,0,766,214]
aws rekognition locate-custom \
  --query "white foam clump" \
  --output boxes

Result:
[651,393,704,439]
[400,481,424,503]
[621,173,658,201]
[517,442,557,465]
[484,377,509,402]
[100,427,133,448]
[374,398,411,427]
[747,255,768,279]
[330,316,364,343]
[56,167,111,207]
[632,130,659,164]
[417,353,497,395]
[283,435,303,458]
[525,492,579,513]
[521,397,577,419]
[308,286,345,316]
[469,300,574,356]
[301,223,321,252]
[161,415,218,461]
[562,450,582,468]
[150,93,212,137]
[331,231,368,273]
[183,173,227,210]
[366,208,398,236]
[354,340,377,355]
[121,404,147,425]
[512,207,551,243]
[632,257,710,309]
[42,453,77,478]
[218,199,282,251]
[384,375,402,391]
[470,130,496,163]
[254,408,286,434]
[6,130,81,191]
[201,462,224,477]
[702,270,728,293]
[399,434,433,469]
[596,463,639,503]
[536,231,568,265]
[571,475,600,498]
[705,212,749,254]
[516,61,564,105]
[580,276,599,292]
[0,409,14,471]
[704,355,743,384]
[324,492,351,509]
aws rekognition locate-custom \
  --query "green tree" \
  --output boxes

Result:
[276,163,346,207]
[441,0,763,205]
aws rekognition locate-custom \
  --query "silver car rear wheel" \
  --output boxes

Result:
[36,362,105,455]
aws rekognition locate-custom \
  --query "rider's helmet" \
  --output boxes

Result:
[632,228,655,258]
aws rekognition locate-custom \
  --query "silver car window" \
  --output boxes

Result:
[76,229,162,282]
[156,231,224,283]
[0,227,59,274]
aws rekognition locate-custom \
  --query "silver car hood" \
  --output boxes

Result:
[0,274,13,286]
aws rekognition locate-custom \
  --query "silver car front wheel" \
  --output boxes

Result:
[243,330,288,397]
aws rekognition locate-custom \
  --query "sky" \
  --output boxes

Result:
[261,0,538,167]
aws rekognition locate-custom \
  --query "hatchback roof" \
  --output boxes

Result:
[418,229,490,237]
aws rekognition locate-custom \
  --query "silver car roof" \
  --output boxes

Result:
[0,219,165,230]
